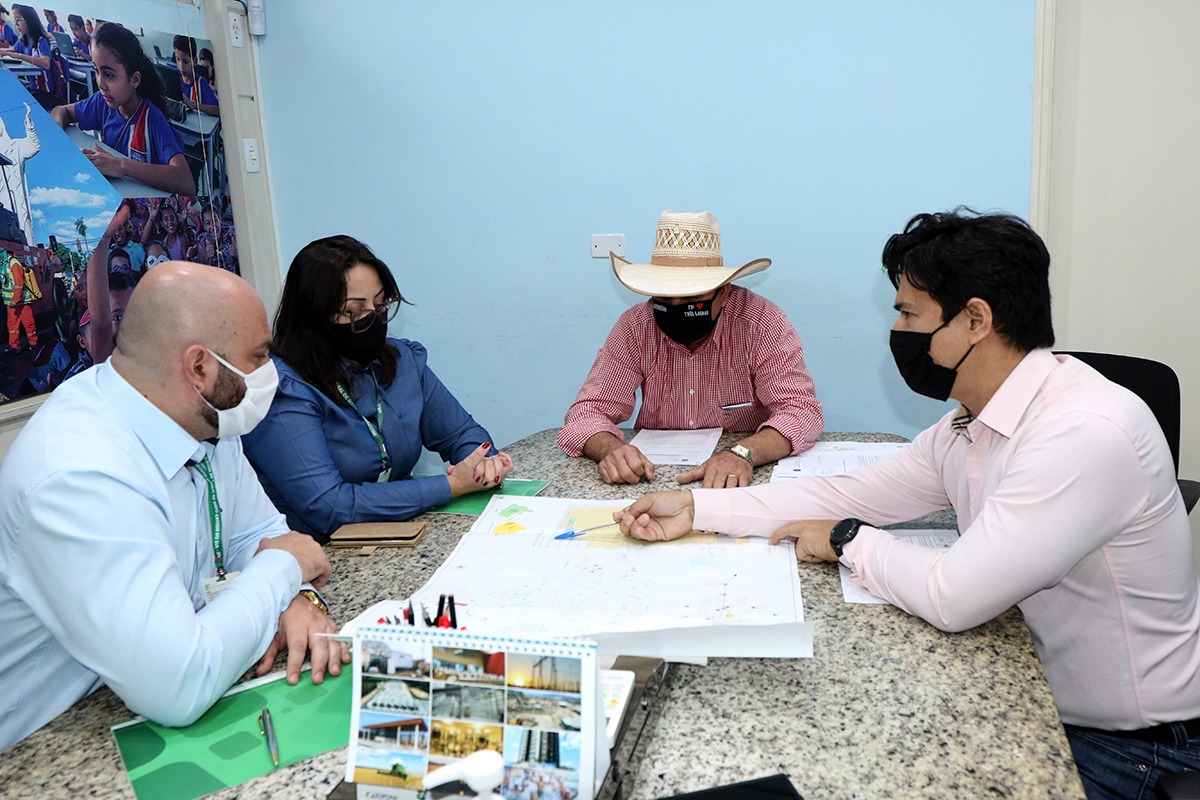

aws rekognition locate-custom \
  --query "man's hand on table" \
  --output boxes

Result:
[598,443,657,484]
[256,531,333,588]
[256,594,350,685]
[614,491,695,541]
[675,449,752,488]
[585,432,656,485]
[770,520,841,563]
[677,428,795,488]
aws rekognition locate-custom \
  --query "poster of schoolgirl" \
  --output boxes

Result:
[0,4,238,403]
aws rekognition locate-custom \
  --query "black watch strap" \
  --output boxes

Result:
[830,518,865,557]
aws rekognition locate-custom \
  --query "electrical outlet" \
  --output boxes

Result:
[243,138,261,173]
[228,11,244,48]
[590,234,625,259]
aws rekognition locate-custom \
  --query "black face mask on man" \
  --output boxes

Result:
[326,313,388,364]
[652,292,719,346]
[889,310,975,402]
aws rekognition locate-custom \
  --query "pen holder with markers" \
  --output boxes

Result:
[345,625,605,800]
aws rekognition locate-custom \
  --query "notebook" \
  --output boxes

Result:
[328,521,426,550]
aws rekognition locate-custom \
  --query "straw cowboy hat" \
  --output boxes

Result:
[610,210,771,297]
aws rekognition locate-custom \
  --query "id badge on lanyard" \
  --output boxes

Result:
[202,570,241,604]
[194,455,240,604]
[337,375,391,482]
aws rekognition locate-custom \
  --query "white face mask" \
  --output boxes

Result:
[195,349,278,438]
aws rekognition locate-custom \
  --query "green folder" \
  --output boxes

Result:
[112,669,351,800]
[428,478,550,516]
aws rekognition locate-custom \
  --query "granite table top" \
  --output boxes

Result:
[0,429,1083,799]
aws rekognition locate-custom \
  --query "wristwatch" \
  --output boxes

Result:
[726,443,755,468]
[298,589,329,615]
[830,518,866,557]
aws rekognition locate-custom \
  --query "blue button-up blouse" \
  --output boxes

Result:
[243,338,492,541]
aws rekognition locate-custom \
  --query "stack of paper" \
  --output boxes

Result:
[344,495,813,659]
[770,441,908,482]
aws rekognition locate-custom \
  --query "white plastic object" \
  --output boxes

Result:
[422,749,504,798]
[247,0,266,35]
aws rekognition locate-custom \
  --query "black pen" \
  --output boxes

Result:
[722,401,752,410]
[259,707,280,767]
[421,603,434,626]
[447,594,457,628]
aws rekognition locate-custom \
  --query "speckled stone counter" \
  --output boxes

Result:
[0,429,1083,799]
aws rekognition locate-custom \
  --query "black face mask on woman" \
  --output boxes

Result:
[326,314,388,364]
[652,292,719,346]
[888,312,974,402]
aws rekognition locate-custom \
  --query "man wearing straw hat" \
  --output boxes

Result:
[559,210,823,487]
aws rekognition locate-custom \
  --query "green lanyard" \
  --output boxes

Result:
[336,373,392,482]
[192,455,226,579]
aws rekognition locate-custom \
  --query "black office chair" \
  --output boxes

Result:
[1057,351,1199,514]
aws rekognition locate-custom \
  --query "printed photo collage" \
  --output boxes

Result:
[354,637,587,800]
[0,6,238,403]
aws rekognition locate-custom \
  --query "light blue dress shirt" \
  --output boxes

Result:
[0,361,300,751]
[243,339,492,541]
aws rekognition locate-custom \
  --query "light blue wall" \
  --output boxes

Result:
[257,1,1035,451]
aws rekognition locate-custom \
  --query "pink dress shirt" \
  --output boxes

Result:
[694,349,1200,729]
[558,286,823,457]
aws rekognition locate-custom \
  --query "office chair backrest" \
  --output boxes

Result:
[1057,351,1182,474]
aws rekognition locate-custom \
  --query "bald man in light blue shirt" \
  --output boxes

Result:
[0,261,347,752]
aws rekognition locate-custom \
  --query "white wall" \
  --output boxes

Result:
[254,1,1036,453]
[1035,0,1200,550]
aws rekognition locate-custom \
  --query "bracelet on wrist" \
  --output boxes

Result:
[297,589,328,615]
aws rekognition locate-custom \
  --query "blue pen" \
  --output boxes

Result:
[259,707,280,767]
[554,521,620,540]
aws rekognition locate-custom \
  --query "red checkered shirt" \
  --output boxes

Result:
[558,286,823,456]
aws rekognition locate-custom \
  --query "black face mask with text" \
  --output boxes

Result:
[652,292,719,345]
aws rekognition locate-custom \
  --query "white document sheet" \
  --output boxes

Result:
[628,427,723,465]
[840,528,959,604]
[770,441,909,481]
[353,495,811,658]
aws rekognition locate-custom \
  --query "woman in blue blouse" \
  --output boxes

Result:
[243,235,514,542]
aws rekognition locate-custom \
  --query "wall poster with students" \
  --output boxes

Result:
[0,4,238,403]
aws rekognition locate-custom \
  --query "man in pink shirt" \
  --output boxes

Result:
[559,210,823,488]
[615,209,1200,798]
